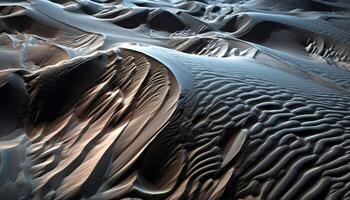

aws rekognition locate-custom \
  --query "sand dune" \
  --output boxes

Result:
[0,0,350,199]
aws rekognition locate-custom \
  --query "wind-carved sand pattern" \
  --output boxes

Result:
[0,0,350,199]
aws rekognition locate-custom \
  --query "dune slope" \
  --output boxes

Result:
[0,0,350,199]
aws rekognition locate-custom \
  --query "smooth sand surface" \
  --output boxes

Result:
[0,0,350,199]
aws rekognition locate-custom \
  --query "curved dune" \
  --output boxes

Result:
[0,0,350,199]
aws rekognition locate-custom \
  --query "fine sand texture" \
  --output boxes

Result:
[0,0,350,199]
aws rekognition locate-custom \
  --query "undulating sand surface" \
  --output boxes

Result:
[0,0,350,199]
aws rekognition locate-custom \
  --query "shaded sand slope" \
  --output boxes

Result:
[122,45,350,199]
[0,0,350,199]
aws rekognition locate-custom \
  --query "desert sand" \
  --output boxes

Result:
[0,0,350,199]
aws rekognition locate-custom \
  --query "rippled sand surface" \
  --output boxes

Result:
[0,0,350,199]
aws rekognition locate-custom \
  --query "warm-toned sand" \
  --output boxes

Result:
[0,0,350,199]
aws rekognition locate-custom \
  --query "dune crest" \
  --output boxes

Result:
[0,0,350,199]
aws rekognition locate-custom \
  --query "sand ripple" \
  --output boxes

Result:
[0,0,350,199]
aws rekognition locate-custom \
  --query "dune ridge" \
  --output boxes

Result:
[0,0,350,199]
